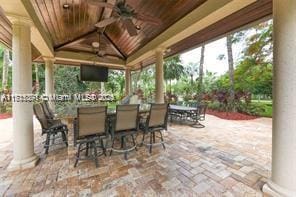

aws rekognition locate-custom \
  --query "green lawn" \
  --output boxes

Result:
[251,100,272,104]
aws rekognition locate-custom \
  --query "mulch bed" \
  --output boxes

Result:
[206,109,258,120]
[0,113,12,120]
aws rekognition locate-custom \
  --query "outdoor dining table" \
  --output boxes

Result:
[169,104,205,128]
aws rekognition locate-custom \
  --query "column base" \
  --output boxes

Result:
[7,154,39,171]
[263,181,296,197]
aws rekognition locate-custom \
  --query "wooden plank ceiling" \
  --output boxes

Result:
[30,0,207,61]
[0,7,12,48]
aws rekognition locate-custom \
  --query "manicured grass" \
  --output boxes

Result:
[251,100,272,104]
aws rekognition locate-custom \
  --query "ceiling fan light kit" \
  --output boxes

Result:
[92,42,100,48]
[62,3,70,9]
[64,0,162,60]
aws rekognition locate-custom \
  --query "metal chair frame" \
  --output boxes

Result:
[109,104,140,160]
[140,103,168,154]
[74,106,108,168]
[33,103,68,154]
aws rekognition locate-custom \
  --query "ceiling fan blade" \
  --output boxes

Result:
[95,17,118,28]
[122,18,138,36]
[88,1,115,9]
[134,13,162,26]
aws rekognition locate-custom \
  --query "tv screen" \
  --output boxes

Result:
[80,65,108,82]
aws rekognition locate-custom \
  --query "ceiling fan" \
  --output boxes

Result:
[91,0,161,36]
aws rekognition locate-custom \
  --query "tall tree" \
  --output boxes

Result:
[226,35,235,110]
[131,70,142,93]
[185,62,198,85]
[34,63,39,94]
[235,21,273,99]
[164,55,184,94]
[198,45,205,101]
[2,48,10,91]
[217,32,245,111]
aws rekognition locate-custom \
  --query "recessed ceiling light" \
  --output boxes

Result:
[166,48,171,53]
[135,25,141,30]
[63,4,70,9]
[92,42,100,48]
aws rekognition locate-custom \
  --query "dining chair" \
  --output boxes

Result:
[186,103,207,128]
[33,103,68,154]
[198,103,207,121]
[140,103,168,153]
[109,104,139,160]
[41,101,55,120]
[74,106,108,168]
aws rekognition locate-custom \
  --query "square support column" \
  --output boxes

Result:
[155,48,165,103]
[8,17,39,170]
[263,0,296,196]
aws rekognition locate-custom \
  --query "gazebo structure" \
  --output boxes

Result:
[0,0,295,196]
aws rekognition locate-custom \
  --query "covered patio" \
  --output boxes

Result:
[0,115,271,196]
[0,0,295,196]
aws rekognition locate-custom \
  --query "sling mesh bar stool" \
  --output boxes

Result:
[41,101,65,144]
[110,104,139,160]
[74,106,108,168]
[140,103,168,154]
[33,103,68,154]
[41,101,55,120]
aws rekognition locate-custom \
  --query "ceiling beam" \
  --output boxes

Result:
[55,51,126,69]
[126,0,256,67]
[54,29,97,50]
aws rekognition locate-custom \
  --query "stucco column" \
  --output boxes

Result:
[125,68,131,96]
[44,57,55,109]
[263,0,296,196]
[155,48,164,103]
[8,17,39,170]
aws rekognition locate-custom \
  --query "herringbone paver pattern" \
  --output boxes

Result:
[0,115,271,196]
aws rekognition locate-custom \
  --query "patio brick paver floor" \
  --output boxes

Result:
[0,115,272,196]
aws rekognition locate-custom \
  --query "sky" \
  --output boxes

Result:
[180,35,247,76]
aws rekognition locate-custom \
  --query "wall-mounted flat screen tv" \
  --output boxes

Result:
[80,65,108,82]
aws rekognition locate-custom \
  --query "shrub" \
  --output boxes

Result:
[237,102,265,116]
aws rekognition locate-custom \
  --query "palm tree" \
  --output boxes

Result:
[226,35,235,109]
[164,55,184,94]
[34,63,39,94]
[185,62,198,85]
[198,45,205,101]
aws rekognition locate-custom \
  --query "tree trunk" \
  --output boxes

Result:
[226,35,236,111]
[2,48,10,91]
[165,79,168,95]
[132,71,141,93]
[34,63,39,94]
[100,82,105,93]
[169,79,172,94]
[198,45,205,102]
